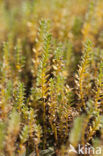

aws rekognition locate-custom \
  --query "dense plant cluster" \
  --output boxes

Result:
[0,0,103,155]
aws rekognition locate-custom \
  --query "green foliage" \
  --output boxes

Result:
[20,125,29,144]
[75,40,93,109]
[70,116,83,147]
[16,82,25,112]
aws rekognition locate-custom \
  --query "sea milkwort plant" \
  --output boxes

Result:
[0,0,103,155]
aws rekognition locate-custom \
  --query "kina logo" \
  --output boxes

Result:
[69,144,77,153]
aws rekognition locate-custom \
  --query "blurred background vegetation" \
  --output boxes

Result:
[0,0,103,84]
